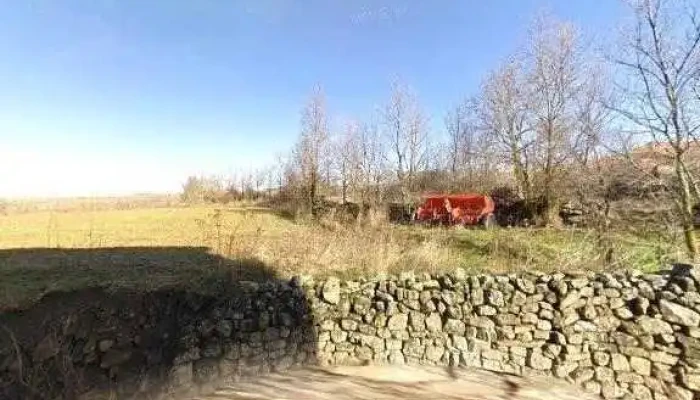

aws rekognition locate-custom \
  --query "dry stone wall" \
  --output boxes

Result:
[172,265,700,400]
[4,265,700,400]
[301,266,700,400]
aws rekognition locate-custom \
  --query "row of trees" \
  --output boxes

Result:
[184,0,700,260]
[288,15,610,221]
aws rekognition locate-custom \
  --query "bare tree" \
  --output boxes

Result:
[526,15,591,224]
[479,60,534,200]
[293,85,330,215]
[271,152,290,197]
[612,0,700,260]
[445,98,480,191]
[381,80,429,203]
[253,168,268,199]
[334,121,362,204]
[568,70,619,263]
[476,16,604,226]
[240,170,255,200]
[471,127,501,192]
[181,175,223,204]
[358,120,386,206]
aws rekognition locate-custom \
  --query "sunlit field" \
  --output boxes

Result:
[0,203,685,310]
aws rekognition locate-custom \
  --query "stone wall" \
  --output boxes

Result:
[3,265,700,399]
[0,283,315,399]
[306,267,700,400]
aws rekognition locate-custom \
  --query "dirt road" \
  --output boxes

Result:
[191,365,598,400]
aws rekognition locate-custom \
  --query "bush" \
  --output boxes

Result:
[180,176,224,204]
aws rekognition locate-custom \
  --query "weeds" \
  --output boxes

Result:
[0,321,92,399]
[0,203,690,309]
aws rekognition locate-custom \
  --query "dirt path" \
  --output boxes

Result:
[192,365,598,400]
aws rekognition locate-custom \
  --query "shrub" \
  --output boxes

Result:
[181,176,224,204]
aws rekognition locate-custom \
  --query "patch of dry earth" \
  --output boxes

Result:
[192,365,598,400]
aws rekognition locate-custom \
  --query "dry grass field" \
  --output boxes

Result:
[0,202,687,310]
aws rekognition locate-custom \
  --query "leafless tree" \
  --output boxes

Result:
[476,15,607,226]
[445,98,480,191]
[568,70,619,262]
[293,85,330,215]
[181,175,223,203]
[334,121,362,204]
[253,168,268,199]
[381,80,429,203]
[471,128,501,192]
[479,60,534,200]
[269,152,290,198]
[357,120,386,206]
[572,72,611,168]
[611,0,700,260]
[240,170,255,199]
[526,15,592,224]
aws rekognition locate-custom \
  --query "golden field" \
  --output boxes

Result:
[0,203,686,310]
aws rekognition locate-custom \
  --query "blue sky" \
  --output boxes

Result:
[0,0,626,197]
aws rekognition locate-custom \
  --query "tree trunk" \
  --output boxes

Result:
[341,177,347,204]
[309,171,317,217]
[511,145,531,201]
[676,156,698,261]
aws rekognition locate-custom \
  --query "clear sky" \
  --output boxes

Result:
[0,0,626,198]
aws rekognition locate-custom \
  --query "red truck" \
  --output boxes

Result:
[413,194,496,227]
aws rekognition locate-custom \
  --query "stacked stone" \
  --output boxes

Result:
[307,267,700,400]
[14,266,700,399]
[169,280,315,396]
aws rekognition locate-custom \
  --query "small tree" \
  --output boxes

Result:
[357,120,386,206]
[331,122,353,204]
[181,176,222,204]
[293,85,331,215]
[525,15,598,225]
[444,98,480,191]
[479,60,534,201]
[381,80,429,203]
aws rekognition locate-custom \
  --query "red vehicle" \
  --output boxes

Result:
[413,194,496,227]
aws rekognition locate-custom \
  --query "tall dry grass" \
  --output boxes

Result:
[199,208,458,279]
[194,207,683,279]
[0,203,688,309]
